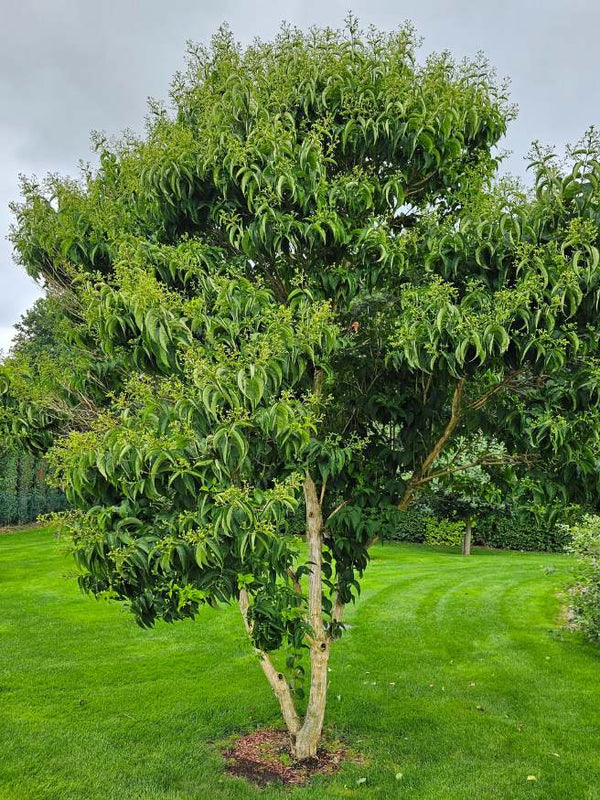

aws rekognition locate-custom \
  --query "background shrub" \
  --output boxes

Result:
[384,507,428,543]
[476,513,572,553]
[0,449,68,526]
[424,516,465,547]
[382,505,574,552]
[566,514,600,643]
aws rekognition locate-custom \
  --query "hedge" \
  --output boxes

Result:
[383,508,428,543]
[383,507,571,552]
[0,451,68,526]
[475,514,571,553]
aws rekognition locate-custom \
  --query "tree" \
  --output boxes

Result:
[0,293,113,453]
[48,274,347,759]
[5,18,600,760]
[419,433,511,555]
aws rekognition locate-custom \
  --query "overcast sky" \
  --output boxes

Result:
[1,0,599,353]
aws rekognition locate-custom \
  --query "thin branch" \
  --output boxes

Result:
[398,378,466,511]
[286,568,302,596]
[421,372,434,405]
[469,369,524,411]
[405,169,438,197]
[340,408,357,435]
[361,368,384,397]
[319,478,327,506]
[422,452,538,484]
[238,588,301,735]
[324,499,349,526]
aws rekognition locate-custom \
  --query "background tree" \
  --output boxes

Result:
[419,432,512,555]
[0,294,117,453]
[0,298,77,523]
[5,18,600,759]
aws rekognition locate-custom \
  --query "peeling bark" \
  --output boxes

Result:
[303,474,325,641]
[240,473,342,761]
[293,639,330,759]
[291,474,330,760]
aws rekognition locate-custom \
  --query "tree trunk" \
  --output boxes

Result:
[238,589,301,737]
[292,639,330,759]
[290,473,329,760]
[240,473,339,761]
[462,515,472,556]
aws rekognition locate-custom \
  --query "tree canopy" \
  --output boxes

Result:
[4,17,600,759]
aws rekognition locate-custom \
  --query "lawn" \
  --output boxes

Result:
[1,527,599,800]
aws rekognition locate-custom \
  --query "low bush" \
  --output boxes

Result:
[385,507,428,543]
[424,516,464,547]
[566,514,600,643]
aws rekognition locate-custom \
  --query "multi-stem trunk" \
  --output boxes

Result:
[239,472,338,761]
[462,515,472,556]
[292,473,329,760]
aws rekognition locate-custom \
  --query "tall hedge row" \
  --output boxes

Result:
[0,451,68,526]
[475,514,572,553]
[384,507,571,552]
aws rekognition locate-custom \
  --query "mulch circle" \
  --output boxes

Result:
[223,728,346,787]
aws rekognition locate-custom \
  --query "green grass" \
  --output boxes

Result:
[1,528,599,800]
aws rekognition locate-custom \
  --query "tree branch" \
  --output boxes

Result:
[324,499,349,526]
[319,478,327,506]
[238,588,301,735]
[421,452,538,484]
[398,378,466,511]
[469,369,524,411]
[331,593,345,627]
[286,567,302,596]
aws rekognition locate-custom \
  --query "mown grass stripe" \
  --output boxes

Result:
[1,531,599,799]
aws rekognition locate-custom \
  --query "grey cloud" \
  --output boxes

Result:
[2,0,600,351]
